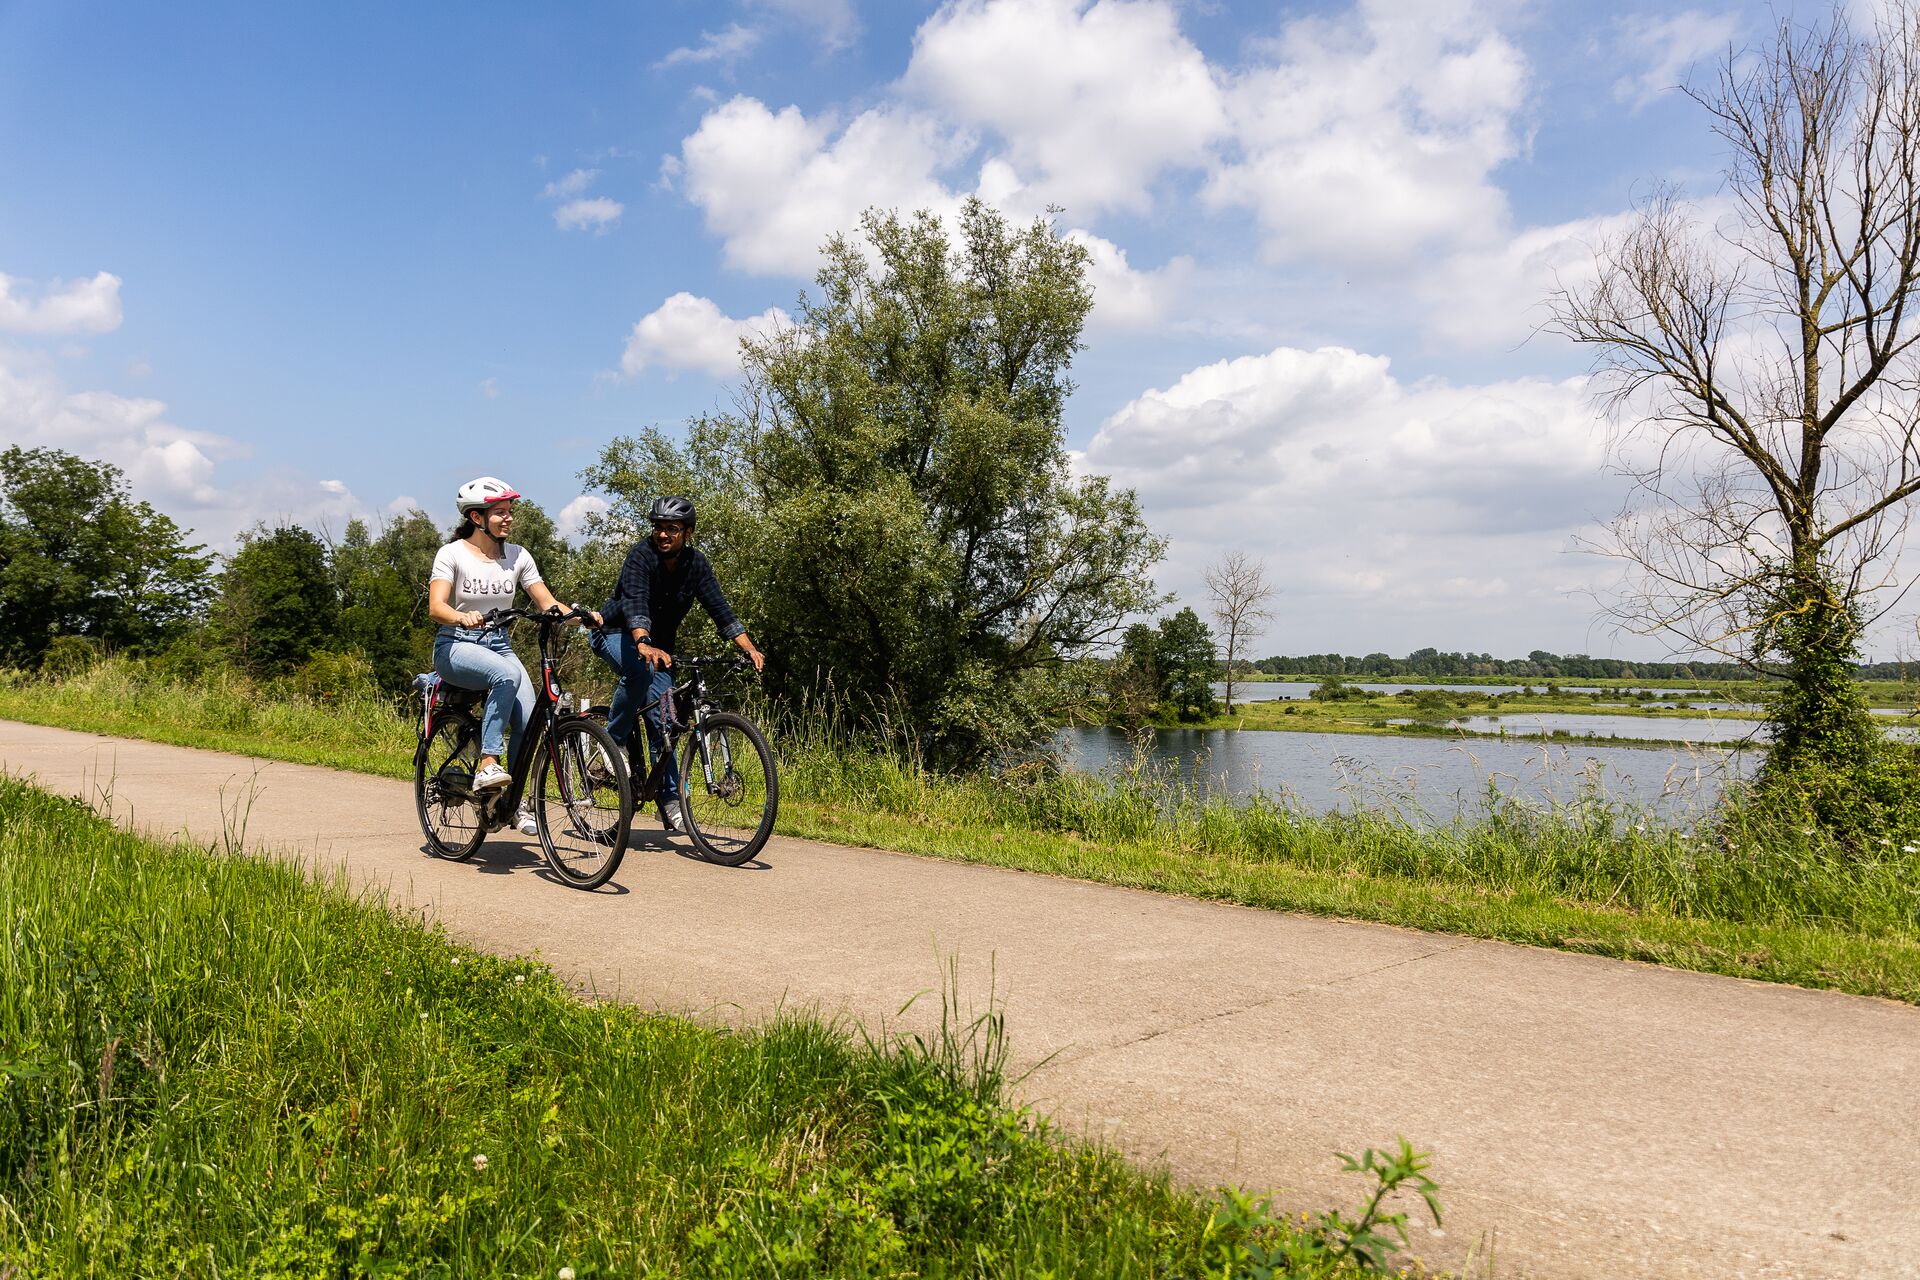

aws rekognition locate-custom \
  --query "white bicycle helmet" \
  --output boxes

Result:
[456,476,520,513]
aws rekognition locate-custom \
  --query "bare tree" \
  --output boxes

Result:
[1551,2,1920,776]
[1203,550,1275,713]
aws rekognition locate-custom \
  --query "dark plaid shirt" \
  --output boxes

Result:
[599,543,744,654]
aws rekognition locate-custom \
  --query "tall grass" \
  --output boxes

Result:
[3,778,1458,1277]
[3,658,1918,1001]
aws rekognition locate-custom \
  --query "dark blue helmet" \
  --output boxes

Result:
[648,495,695,528]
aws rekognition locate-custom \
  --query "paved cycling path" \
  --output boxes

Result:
[4,721,1915,1279]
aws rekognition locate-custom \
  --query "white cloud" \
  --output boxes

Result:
[618,292,793,378]
[749,0,860,51]
[557,494,611,541]
[540,167,600,200]
[555,197,624,233]
[657,22,761,68]
[902,0,1225,217]
[674,97,967,274]
[1412,211,1633,351]
[1067,230,1190,332]
[1613,11,1740,110]
[1204,2,1529,267]
[0,271,124,335]
[388,495,421,517]
[1079,344,1624,646]
[0,349,395,546]
[480,376,500,399]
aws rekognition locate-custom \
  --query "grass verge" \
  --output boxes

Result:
[3,660,1918,1004]
[0,777,1448,1277]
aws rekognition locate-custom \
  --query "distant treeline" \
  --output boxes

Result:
[1248,648,1918,681]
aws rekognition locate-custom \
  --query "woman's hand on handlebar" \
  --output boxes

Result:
[456,609,486,628]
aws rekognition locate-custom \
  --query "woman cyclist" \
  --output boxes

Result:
[427,476,597,835]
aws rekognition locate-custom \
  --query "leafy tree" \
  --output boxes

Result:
[332,510,442,694]
[215,525,337,677]
[585,200,1165,765]
[1157,607,1220,721]
[0,447,212,667]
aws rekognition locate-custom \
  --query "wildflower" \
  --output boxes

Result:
[1906,843,1918,853]
[419,1011,429,1020]
[451,958,461,967]
[559,1269,575,1280]
[472,1153,489,1172]
[515,974,526,985]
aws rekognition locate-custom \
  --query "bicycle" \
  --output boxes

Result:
[412,606,634,889]
[591,651,779,867]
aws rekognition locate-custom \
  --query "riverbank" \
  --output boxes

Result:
[3,774,1437,1276]
[2,660,1917,1002]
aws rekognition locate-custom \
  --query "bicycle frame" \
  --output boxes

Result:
[422,608,603,830]
[622,657,746,806]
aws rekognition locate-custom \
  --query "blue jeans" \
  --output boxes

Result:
[588,629,678,802]
[433,627,534,761]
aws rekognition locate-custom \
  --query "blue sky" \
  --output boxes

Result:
[3,0,1875,657]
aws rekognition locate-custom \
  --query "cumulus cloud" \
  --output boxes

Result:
[1079,344,1625,646]
[657,22,761,68]
[902,0,1224,217]
[1205,1,1529,268]
[673,97,967,275]
[1067,230,1190,332]
[555,197,624,232]
[0,271,124,335]
[1613,10,1740,110]
[0,349,395,546]
[618,292,793,378]
[557,494,611,540]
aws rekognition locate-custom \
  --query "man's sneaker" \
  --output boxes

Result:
[515,805,540,837]
[473,762,511,792]
[659,801,685,834]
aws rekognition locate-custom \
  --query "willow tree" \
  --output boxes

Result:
[1553,3,1920,794]
[587,200,1164,765]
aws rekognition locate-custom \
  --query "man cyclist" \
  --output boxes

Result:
[590,495,764,831]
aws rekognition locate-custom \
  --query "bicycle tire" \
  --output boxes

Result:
[534,715,633,889]
[677,711,778,867]
[415,711,486,861]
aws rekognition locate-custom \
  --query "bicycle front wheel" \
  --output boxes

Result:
[415,711,485,861]
[534,716,633,889]
[677,711,778,867]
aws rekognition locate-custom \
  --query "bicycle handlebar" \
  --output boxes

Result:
[476,604,597,631]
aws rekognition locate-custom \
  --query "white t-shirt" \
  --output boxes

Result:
[430,539,543,617]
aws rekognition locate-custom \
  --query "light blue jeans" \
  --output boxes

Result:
[588,629,679,801]
[433,627,534,761]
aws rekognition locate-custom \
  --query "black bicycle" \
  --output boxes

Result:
[412,606,634,889]
[595,653,779,867]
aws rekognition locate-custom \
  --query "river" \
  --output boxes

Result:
[1057,725,1752,819]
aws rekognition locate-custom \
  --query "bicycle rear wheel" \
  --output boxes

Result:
[534,716,632,889]
[677,711,778,866]
[415,711,485,860]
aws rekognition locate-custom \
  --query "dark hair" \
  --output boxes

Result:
[446,507,486,543]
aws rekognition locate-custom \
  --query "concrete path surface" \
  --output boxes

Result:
[3,720,1915,1279]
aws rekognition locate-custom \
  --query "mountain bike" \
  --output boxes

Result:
[593,653,779,867]
[412,606,634,889]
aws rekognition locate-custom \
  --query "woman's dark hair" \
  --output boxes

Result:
[445,508,485,543]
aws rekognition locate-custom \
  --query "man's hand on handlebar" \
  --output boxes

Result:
[635,639,672,671]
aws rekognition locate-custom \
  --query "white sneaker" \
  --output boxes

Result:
[660,802,685,833]
[473,762,511,791]
[516,806,539,837]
